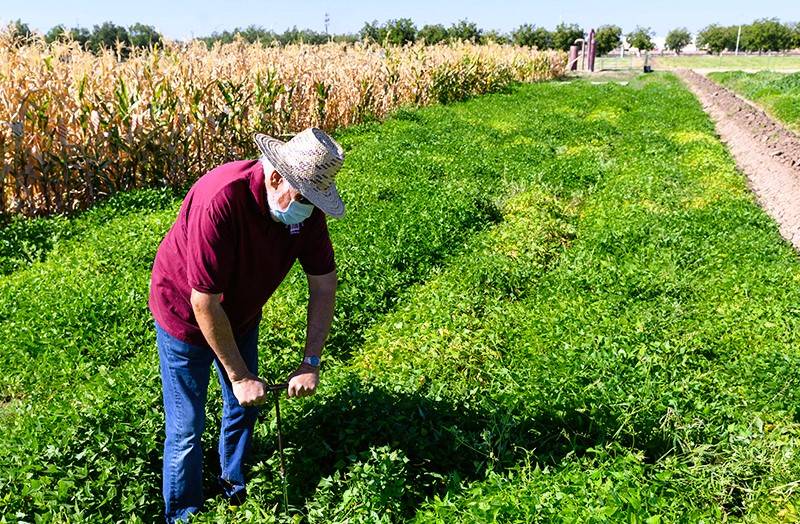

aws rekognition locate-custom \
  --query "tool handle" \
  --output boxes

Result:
[264,382,289,392]
[272,385,289,515]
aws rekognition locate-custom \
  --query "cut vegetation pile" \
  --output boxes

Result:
[2,73,800,522]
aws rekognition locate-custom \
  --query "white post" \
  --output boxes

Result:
[735,25,741,55]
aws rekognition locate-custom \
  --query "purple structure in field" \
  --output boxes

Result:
[587,28,596,72]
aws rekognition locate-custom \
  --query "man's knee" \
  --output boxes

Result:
[166,412,206,446]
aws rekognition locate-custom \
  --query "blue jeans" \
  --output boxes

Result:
[156,321,260,523]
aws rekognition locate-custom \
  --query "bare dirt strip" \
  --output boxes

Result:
[677,69,800,251]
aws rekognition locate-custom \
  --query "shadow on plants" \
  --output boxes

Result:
[246,377,616,517]
[319,196,504,363]
[0,186,180,275]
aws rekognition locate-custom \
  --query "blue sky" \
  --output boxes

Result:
[2,0,798,40]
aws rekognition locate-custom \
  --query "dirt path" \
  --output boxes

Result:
[690,68,800,75]
[676,69,800,251]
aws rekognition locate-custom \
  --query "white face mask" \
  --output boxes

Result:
[261,156,314,224]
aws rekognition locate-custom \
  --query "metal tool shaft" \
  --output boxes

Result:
[268,383,290,518]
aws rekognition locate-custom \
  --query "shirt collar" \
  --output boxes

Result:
[249,159,268,217]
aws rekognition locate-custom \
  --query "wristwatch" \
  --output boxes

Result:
[302,355,321,368]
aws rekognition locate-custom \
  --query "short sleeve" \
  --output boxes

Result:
[298,212,336,276]
[186,198,235,293]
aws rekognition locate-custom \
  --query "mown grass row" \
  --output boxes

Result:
[0,187,183,275]
[708,70,800,131]
[0,77,605,521]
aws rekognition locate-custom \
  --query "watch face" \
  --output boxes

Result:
[305,355,320,367]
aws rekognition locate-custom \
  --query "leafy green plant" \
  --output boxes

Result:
[306,446,410,523]
[0,186,178,275]
[0,77,581,521]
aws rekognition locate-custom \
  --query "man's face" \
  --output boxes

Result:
[266,169,311,212]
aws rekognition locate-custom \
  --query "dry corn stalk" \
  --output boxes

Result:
[0,31,566,216]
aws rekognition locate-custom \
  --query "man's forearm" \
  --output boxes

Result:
[193,300,250,381]
[304,288,335,358]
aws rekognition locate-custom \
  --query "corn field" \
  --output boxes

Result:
[0,32,566,216]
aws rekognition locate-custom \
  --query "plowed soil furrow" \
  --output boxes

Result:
[677,69,800,250]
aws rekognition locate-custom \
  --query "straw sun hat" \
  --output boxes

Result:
[254,127,345,218]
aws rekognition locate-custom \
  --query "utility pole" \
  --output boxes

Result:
[324,12,330,35]
[735,25,741,55]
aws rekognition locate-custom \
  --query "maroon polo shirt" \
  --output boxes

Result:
[148,159,335,346]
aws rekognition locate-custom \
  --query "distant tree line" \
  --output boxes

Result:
[4,16,800,55]
[1,17,592,52]
[4,19,162,55]
[697,18,800,54]
[201,19,592,50]
[198,25,357,46]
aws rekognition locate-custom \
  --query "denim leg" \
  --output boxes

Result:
[213,324,260,498]
[157,322,214,524]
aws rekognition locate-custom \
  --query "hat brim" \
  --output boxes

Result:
[254,133,345,218]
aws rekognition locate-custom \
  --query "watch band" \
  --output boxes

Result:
[302,355,321,368]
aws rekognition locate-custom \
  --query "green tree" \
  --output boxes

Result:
[512,24,553,49]
[746,18,793,52]
[359,20,382,43]
[330,32,359,44]
[665,27,692,54]
[551,22,584,51]
[45,24,68,43]
[300,28,329,44]
[67,26,92,48]
[790,22,800,48]
[89,21,130,52]
[448,19,482,43]
[594,24,622,55]
[483,29,509,44]
[128,23,162,49]
[531,26,553,49]
[279,26,327,45]
[202,30,234,46]
[5,19,33,46]
[696,24,737,54]
[792,23,800,49]
[199,25,352,47]
[48,22,162,51]
[626,26,655,52]
[383,18,417,45]
[418,24,449,45]
[242,24,280,45]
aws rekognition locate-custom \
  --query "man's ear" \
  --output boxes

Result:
[269,170,283,189]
